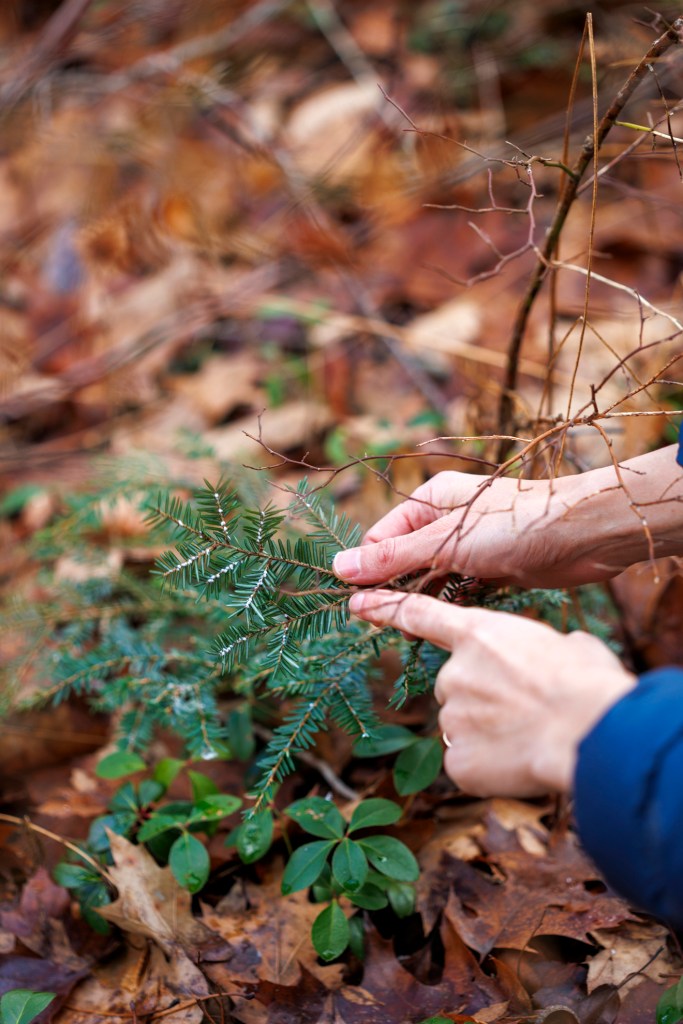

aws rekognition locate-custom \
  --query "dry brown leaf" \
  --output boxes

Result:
[97,832,221,956]
[55,943,209,1024]
[206,400,335,461]
[203,873,343,988]
[587,922,679,995]
[285,80,386,181]
[166,353,265,425]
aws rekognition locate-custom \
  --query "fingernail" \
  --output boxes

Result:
[348,592,365,613]
[333,549,362,580]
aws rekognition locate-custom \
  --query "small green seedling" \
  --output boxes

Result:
[281,796,418,961]
[54,758,241,927]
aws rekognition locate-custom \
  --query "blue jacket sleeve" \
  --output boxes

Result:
[574,667,683,925]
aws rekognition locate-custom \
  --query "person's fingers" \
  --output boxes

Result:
[334,518,457,583]
[361,481,445,547]
[348,589,484,651]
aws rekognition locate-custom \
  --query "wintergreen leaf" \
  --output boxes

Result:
[88,814,118,853]
[235,811,273,863]
[347,883,388,910]
[137,779,165,807]
[137,813,184,843]
[311,901,349,962]
[331,839,368,894]
[188,793,242,823]
[108,782,139,814]
[347,915,365,959]
[187,770,219,802]
[347,798,402,834]
[0,990,55,1024]
[358,836,419,881]
[311,864,334,904]
[387,881,416,918]
[657,978,683,1024]
[281,840,336,895]
[352,725,417,758]
[285,797,345,839]
[153,757,185,789]
[169,832,210,893]
[52,863,93,889]
[96,751,146,779]
[393,737,442,795]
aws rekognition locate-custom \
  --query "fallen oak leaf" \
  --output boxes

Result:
[96,831,225,959]
[586,922,678,996]
[444,828,637,956]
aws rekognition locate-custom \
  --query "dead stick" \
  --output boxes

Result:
[0,812,113,882]
[496,15,683,454]
[0,0,95,108]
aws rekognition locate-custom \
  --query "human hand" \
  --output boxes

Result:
[349,589,636,796]
[333,446,683,590]
[333,471,603,590]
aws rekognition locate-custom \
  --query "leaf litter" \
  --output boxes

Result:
[1,1,683,1023]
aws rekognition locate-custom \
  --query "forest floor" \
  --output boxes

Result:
[1,2,683,1022]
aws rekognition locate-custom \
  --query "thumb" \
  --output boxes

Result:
[333,520,452,583]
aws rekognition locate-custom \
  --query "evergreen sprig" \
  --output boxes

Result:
[6,472,570,810]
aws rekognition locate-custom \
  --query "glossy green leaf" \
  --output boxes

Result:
[0,990,55,1024]
[108,782,139,814]
[52,862,93,890]
[189,793,242,823]
[153,757,185,789]
[331,839,368,894]
[235,811,274,863]
[137,813,184,843]
[312,870,334,903]
[657,979,683,1024]
[285,797,345,839]
[137,779,165,807]
[347,883,388,910]
[393,737,442,795]
[187,770,219,802]
[352,725,417,758]
[387,881,416,918]
[311,901,349,962]
[347,798,402,834]
[347,915,365,959]
[281,840,336,895]
[358,835,419,881]
[87,815,118,854]
[168,832,210,893]
[96,751,146,779]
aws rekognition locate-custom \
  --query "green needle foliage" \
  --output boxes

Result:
[6,471,569,816]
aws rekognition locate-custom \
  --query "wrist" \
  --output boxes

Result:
[548,449,683,580]
[529,661,637,793]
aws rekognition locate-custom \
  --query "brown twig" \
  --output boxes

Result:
[496,14,683,454]
[0,0,95,109]
[0,812,113,882]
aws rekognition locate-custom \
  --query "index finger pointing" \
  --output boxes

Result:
[348,589,476,651]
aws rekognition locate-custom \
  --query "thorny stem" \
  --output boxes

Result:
[496,15,683,456]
